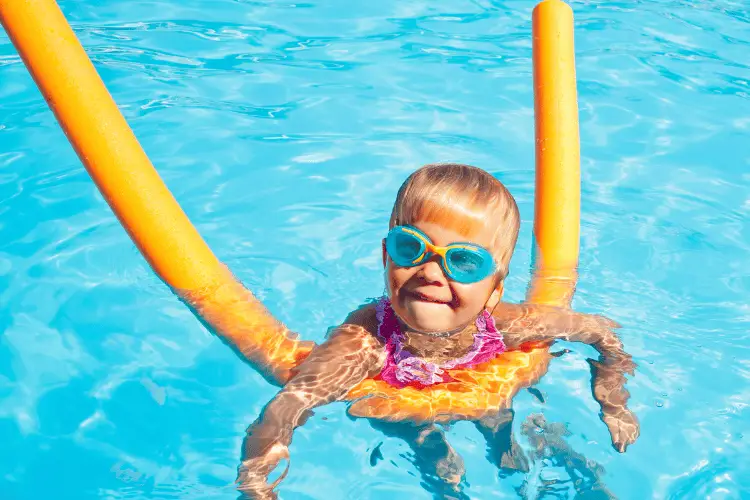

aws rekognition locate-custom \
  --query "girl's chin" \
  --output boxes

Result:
[400,303,458,334]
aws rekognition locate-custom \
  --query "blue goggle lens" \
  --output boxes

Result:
[387,229,425,265]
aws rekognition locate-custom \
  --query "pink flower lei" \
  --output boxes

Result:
[375,296,507,388]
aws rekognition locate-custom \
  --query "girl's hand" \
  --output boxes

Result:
[237,415,295,499]
[234,308,384,498]
[602,407,640,452]
[237,438,290,500]
[589,357,639,453]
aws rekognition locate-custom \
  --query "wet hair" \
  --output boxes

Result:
[389,163,520,278]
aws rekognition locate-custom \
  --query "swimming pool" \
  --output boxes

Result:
[1,0,748,498]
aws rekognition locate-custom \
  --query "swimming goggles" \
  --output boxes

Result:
[385,225,497,284]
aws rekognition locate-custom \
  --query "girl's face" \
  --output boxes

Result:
[383,220,503,334]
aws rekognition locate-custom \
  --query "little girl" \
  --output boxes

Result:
[234,163,639,498]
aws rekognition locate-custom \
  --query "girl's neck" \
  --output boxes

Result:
[398,319,467,338]
[401,321,479,363]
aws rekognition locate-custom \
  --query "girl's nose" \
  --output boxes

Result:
[419,258,447,284]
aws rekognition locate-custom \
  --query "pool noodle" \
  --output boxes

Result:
[528,0,581,308]
[0,0,314,385]
[0,0,579,384]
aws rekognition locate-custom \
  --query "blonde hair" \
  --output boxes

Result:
[389,163,520,277]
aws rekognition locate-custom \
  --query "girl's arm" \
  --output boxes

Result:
[237,313,385,498]
[493,302,639,452]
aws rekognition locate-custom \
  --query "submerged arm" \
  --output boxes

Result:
[493,302,639,452]
[237,317,385,498]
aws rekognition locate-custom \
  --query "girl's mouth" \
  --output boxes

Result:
[409,290,453,306]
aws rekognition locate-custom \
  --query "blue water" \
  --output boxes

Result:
[1,0,749,498]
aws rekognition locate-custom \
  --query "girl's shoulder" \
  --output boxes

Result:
[321,300,382,346]
[343,300,379,333]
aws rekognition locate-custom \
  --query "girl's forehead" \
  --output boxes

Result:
[409,218,495,246]
[393,195,506,247]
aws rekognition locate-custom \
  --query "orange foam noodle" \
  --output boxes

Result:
[0,0,310,385]
[346,347,552,423]
[527,0,581,308]
[0,0,222,291]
